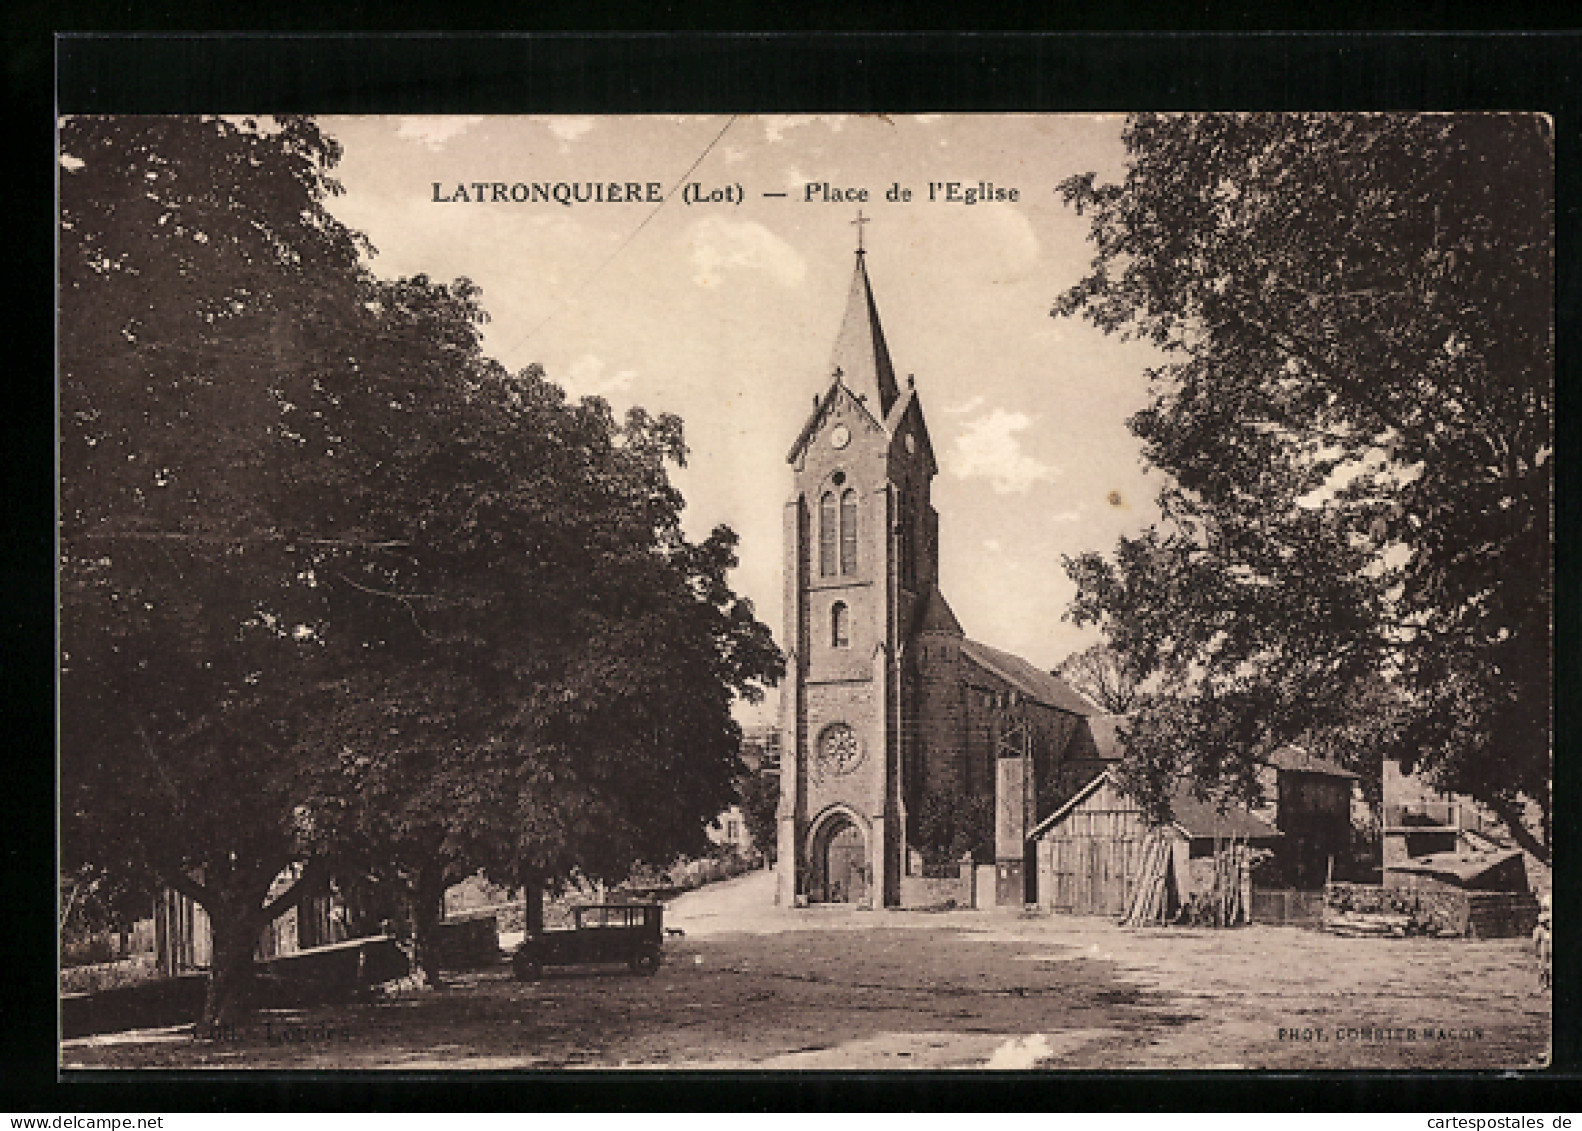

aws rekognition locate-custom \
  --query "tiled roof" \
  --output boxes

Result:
[1167,791,1282,842]
[959,638,1100,717]
[1267,745,1359,779]
[1028,767,1281,843]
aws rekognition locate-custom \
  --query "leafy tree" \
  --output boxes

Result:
[1055,113,1551,861]
[60,115,782,1022]
[60,866,155,958]
[61,115,380,1024]
[1055,642,1141,714]
[737,771,780,865]
[312,361,783,977]
[912,787,993,866]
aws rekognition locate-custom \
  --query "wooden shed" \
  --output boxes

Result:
[1029,769,1281,918]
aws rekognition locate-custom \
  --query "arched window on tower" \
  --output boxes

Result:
[819,492,837,577]
[840,489,858,574]
[831,601,850,648]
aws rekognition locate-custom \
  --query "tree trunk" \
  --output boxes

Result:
[202,894,263,1029]
[410,867,447,988]
[523,875,544,934]
[1485,794,1551,867]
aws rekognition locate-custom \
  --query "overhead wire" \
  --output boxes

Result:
[497,115,740,359]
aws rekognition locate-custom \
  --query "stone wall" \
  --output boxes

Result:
[900,873,972,909]
[1327,880,1540,938]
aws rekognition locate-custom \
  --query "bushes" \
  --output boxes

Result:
[913,788,993,866]
[60,954,160,995]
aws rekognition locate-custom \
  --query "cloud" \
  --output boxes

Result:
[783,166,813,192]
[762,115,848,143]
[561,354,636,399]
[983,538,1003,553]
[985,1034,1053,1070]
[1048,508,1084,524]
[762,116,817,143]
[395,116,485,150]
[914,114,944,125]
[980,207,1042,282]
[945,395,986,416]
[528,116,596,151]
[948,408,1060,494]
[545,117,595,143]
[688,218,807,288]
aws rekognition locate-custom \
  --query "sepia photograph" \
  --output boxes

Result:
[58,111,1553,1072]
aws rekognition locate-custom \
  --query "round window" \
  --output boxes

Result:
[817,723,864,775]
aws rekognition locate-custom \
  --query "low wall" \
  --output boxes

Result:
[1328,880,1539,939]
[62,937,412,1040]
[61,973,209,1040]
[431,915,500,969]
[900,874,971,909]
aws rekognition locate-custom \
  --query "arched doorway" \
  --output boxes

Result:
[809,810,869,904]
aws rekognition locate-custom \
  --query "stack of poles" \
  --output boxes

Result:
[1209,834,1249,927]
[1122,832,1173,927]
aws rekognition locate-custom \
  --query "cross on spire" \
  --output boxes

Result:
[851,209,870,254]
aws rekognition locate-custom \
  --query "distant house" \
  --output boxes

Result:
[705,724,782,861]
[1028,768,1280,918]
[154,865,342,977]
[707,804,754,856]
[1382,757,1549,901]
[1258,746,1361,888]
[739,724,782,780]
[1381,758,1514,864]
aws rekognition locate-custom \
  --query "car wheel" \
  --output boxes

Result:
[630,949,661,975]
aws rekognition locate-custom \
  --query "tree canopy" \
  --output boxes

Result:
[60,115,781,1022]
[1055,113,1551,861]
[1055,643,1141,715]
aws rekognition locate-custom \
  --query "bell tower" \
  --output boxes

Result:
[778,230,939,908]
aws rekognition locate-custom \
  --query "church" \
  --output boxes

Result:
[775,235,1123,909]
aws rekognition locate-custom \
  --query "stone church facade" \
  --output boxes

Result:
[776,246,1121,909]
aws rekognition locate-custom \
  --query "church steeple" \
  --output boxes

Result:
[829,238,901,419]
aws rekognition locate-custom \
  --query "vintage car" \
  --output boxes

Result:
[511,902,664,980]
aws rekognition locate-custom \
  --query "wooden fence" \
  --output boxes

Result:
[1250,888,1327,926]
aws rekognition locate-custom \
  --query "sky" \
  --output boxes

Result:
[318,114,1168,724]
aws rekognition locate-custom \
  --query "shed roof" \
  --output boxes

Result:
[1267,746,1359,779]
[1168,792,1282,842]
[1028,768,1281,843]
[959,638,1099,717]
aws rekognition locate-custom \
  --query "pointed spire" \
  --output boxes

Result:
[829,237,900,418]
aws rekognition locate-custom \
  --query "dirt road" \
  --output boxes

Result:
[62,868,1550,1070]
